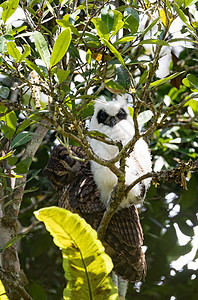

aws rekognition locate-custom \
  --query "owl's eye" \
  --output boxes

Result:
[117,108,127,120]
[97,110,108,123]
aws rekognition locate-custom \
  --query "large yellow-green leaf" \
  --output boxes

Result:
[101,38,125,66]
[34,207,119,300]
[50,28,71,68]
[1,0,19,23]
[0,280,9,300]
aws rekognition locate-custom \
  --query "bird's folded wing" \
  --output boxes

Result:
[43,144,146,282]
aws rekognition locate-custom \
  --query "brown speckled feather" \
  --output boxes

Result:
[43,144,146,282]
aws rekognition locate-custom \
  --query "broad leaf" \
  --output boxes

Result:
[0,280,9,300]
[57,69,70,84]
[11,131,35,148]
[0,85,9,99]
[19,44,31,62]
[14,157,32,174]
[101,38,125,66]
[34,31,50,69]
[105,80,125,93]
[124,7,139,34]
[150,72,185,88]
[25,59,46,79]
[137,110,154,127]
[1,111,17,139]
[1,0,19,23]
[7,41,21,62]
[34,207,119,300]
[101,6,114,32]
[50,28,71,68]
[91,18,110,40]
[113,35,135,46]
[173,3,196,33]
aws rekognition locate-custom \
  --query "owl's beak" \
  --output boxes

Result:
[106,116,116,127]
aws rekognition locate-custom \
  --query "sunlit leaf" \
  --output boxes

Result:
[86,49,92,65]
[25,59,46,79]
[101,6,114,32]
[34,31,50,69]
[0,36,7,53]
[57,69,70,84]
[0,151,14,161]
[101,38,125,66]
[139,39,170,46]
[159,9,173,27]
[113,35,135,46]
[50,28,71,68]
[105,80,125,93]
[150,72,185,88]
[34,207,119,300]
[6,41,21,62]
[1,0,19,23]
[123,7,139,34]
[19,44,31,63]
[1,111,17,139]
[137,110,154,127]
[0,280,9,300]
[56,15,80,36]
[91,18,110,40]
[173,3,196,33]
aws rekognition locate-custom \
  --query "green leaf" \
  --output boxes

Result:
[0,85,9,99]
[113,35,135,46]
[83,32,101,48]
[142,17,161,37]
[16,119,32,134]
[34,31,50,69]
[101,38,125,66]
[115,66,130,89]
[184,0,198,7]
[0,279,9,300]
[14,157,32,174]
[150,72,185,88]
[6,41,21,62]
[124,7,139,34]
[34,207,119,300]
[56,16,80,36]
[173,3,196,33]
[25,59,46,79]
[139,39,170,46]
[11,131,35,148]
[19,44,31,63]
[0,36,7,53]
[137,110,154,127]
[0,233,25,252]
[187,74,198,90]
[1,0,19,23]
[86,49,92,65]
[1,111,17,139]
[91,18,110,40]
[128,107,134,118]
[101,6,114,32]
[105,80,125,93]
[57,69,70,84]
[50,28,72,68]
[111,10,124,36]
[0,151,14,161]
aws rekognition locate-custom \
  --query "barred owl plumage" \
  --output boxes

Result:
[43,96,152,282]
